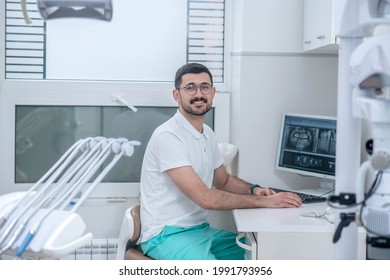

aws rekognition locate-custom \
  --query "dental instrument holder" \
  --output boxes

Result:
[7,207,92,259]
[37,0,113,21]
[0,137,140,259]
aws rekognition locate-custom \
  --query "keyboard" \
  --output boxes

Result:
[270,188,327,204]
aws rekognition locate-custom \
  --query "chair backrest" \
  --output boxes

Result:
[128,204,141,243]
[116,204,138,259]
[116,203,153,260]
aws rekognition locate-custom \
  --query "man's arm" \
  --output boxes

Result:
[212,164,275,196]
[165,165,301,210]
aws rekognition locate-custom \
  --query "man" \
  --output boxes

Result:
[139,63,302,260]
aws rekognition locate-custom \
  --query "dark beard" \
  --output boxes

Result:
[182,105,212,116]
[181,97,211,116]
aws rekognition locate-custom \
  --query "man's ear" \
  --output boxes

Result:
[212,86,216,96]
[172,89,180,102]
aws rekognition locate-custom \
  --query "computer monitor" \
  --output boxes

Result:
[276,113,337,191]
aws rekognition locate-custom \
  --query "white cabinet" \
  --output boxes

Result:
[233,204,366,260]
[303,0,347,52]
[253,231,366,260]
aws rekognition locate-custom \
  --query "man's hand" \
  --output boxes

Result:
[266,192,302,208]
[253,187,302,208]
[252,187,275,196]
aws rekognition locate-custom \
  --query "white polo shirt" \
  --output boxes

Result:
[139,110,224,243]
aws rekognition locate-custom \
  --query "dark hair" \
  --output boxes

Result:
[174,63,213,89]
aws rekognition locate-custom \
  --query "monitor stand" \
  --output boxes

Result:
[300,178,335,197]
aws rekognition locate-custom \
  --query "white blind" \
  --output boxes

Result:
[188,0,225,83]
[5,1,45,79]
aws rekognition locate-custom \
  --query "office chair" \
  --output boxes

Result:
[116,203,153,260]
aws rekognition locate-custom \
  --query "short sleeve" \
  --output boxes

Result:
[153,131,191,172]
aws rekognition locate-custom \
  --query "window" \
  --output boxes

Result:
[0,0,230,198]
[4,0,225,82]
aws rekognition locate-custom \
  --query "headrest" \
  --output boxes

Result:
[218,143,238,166]
[351,35,390,89]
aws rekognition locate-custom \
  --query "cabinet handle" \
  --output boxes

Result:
[236,232,252,251]
[304,40,311,44]
[317,34,325,40]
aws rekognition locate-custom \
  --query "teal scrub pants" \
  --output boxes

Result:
[140,223,245,260]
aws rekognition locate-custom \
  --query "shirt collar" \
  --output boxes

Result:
[174,110,208,140]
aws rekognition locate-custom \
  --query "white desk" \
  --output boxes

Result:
[233,203,366,260]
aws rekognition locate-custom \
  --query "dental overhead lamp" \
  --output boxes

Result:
[21,0,113,24]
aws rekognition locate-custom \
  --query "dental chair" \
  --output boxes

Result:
[116,203,152,260]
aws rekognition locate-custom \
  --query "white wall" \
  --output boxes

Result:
[209,0,339,233]
[230,0,338,190]
[0,0,340,237]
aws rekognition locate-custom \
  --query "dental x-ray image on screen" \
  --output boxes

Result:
[277,113,337,178]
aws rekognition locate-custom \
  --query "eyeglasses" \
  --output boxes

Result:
[177,83,213,96]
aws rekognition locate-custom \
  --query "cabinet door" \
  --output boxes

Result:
[303,0,334,52]
[254,231,366,259]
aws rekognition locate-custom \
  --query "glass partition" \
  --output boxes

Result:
[15,105,215,184]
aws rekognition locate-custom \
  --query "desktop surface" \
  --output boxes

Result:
[233,202,334,233]
[233,202,367,260]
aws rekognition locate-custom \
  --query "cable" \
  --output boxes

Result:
[319,188,335,197]
[20,0,32,24]
[326,170,382,210]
